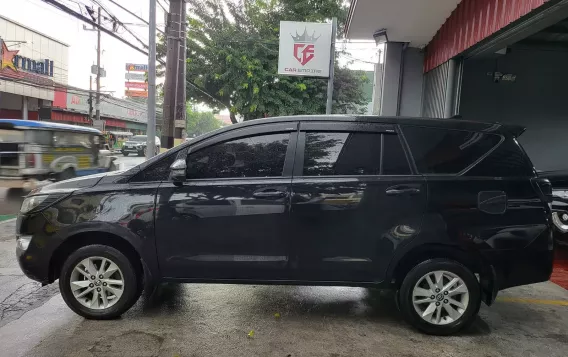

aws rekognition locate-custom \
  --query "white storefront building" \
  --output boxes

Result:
[0,15,68,120]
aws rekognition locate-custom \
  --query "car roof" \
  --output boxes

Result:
[0,119,102,134]
[193,115,525,142]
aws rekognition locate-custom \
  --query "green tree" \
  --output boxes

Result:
[158,0,369,123]
[186,105,223,137]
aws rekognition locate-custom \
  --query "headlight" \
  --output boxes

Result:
[20,194,67,214]
[20,195,49,214]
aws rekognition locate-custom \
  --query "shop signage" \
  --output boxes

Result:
[1,39,54,77]
[125,63,148,72]
[125,72,146,81]
[278,21,332,78]
[125,81,148,89]
[125,90,148,98]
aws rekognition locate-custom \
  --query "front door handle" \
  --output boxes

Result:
[253,189,286,198]
[385,185,421,196]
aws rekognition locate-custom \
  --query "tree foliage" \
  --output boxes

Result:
[158,0,370,123]
[186,105,223,137]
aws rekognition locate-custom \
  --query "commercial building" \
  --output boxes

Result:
[347,0,568,171]
[0,15,157,135]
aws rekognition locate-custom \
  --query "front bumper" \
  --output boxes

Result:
[121,146,144,153]
[15,213,57,284]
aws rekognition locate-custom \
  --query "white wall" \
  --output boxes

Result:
[0,15,69,102]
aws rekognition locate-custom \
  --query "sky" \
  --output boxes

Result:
[5,0,377,99]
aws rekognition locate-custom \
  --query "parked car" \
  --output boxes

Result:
[121,135,161,156]
[15,116,553,335]
[540,170,568,246]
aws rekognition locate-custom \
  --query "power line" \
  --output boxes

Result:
[106,0,165,35]
[157,0,168,13]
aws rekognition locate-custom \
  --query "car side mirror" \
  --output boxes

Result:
[169,159,186,185]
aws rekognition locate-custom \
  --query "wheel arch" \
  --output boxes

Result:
[48,229,146,288]
[387,244,497,305]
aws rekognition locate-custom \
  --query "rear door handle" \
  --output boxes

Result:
[385,186,421,196]
[253,189,286,198]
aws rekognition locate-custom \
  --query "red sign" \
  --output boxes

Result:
[125,90,148,98]
[293,44,315,66]
[125,81,148,89]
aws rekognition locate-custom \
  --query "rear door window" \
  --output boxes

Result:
[302,132,411,176]
[401,126,501,174]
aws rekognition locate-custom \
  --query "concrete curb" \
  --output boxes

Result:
[0,218,16,226]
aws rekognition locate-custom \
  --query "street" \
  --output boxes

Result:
[0,214,567,356]
[0,155,146,216]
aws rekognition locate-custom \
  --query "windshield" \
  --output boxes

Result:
[131,136,147,142]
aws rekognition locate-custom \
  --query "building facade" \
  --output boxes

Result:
[0,15,159,136]
[347,0,568,171]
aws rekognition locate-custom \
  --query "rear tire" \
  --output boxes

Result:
[59,244,142,320]
[398,258,481,335]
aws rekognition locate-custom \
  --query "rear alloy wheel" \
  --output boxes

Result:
[399,259,481,335]
[59,244,141,319]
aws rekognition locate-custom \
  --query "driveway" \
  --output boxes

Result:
[0,220,567,357]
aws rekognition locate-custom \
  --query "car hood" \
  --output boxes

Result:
[29,170,130,196]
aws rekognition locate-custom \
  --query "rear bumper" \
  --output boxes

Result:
[483,227,555,291]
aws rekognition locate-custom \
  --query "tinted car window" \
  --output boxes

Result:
[132,153,177,182]
[402,126,501,174]
[187,133,289,179]
[383,134,411,175]
[303,132,382,176]
[466,138,533,177]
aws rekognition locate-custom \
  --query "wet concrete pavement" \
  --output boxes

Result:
[0,217,567,357]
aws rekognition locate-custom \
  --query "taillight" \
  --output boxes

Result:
[26,153,35,168]
[532,178,553,204]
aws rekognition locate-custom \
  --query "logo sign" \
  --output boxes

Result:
[125,81,148,89]
[125,63,148,72]
[125,90,148,98]
[1,39,54,77]
[125,72,146,81]
[278,21,332,78]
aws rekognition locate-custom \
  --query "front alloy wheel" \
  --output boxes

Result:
[69,256,124,310]
[59,244,141,319]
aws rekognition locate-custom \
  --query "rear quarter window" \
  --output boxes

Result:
[401,126,502,175]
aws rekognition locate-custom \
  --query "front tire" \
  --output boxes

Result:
[59,244,141,320]
[398,259,481,335]
[122,152,129,157]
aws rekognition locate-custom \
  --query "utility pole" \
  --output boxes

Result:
[326,17,337,115]
[146,0,157,159]
[162,0,186,149]
[88,75,93,120]
[95,7,102,122]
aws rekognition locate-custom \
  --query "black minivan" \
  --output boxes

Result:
[16,116,554,335]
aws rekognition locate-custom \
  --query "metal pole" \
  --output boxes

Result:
[443,59,457,118]
[325,17,337,115]
[95,7,101,122]
[89,75,93,121]
[146,0,157,159]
